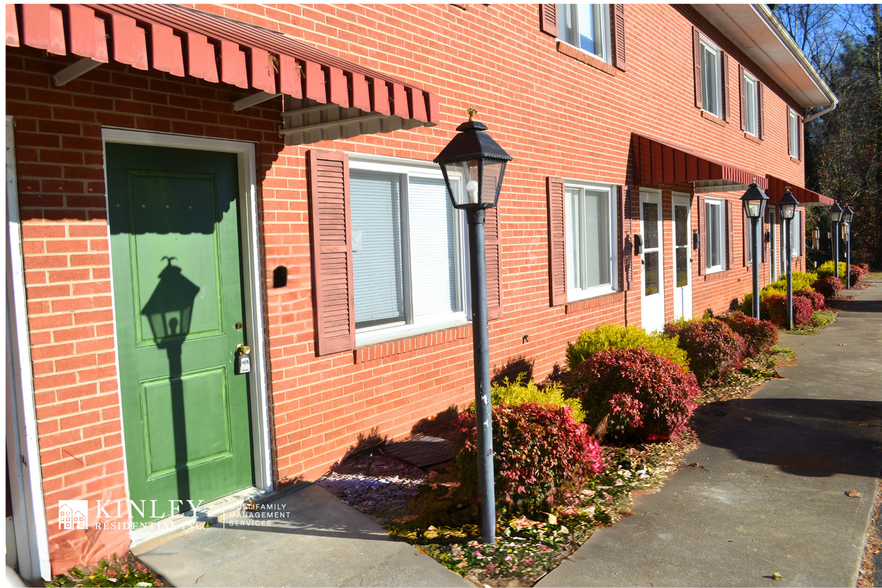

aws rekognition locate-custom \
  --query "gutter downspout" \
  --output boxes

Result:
[804,99,838,124]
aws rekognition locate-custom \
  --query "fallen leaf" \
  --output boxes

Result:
[547,513,557,525]
[772,572,782,580]
[858,422,876,427]
[839,343,847,346]
[846,489,861,498]
[744,417,753,422]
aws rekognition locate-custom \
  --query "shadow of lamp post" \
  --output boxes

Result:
[434,108,512,544]
[141,256,200,503]
[778,188,799,330]
[741,182,768,320]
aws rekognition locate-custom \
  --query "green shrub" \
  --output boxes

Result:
[741,271,818,313]
[490,374,585,422]
[810,309,837,328]
[816,261,848,280]
[566,324,690,372]
[565,347,700,443]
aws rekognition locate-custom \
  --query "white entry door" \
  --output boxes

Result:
[768,209,778,282]
[640,190,665,333]
[672,195,692,321]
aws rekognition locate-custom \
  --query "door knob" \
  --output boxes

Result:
[236,344,251,356]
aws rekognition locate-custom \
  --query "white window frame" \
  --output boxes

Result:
[743,71,759,136]
[557,4,612,63]
[564,179,618,302]
[700,37,722,118]
[705,197,725,273]
[788,108,800,159]
[349,155,469,346]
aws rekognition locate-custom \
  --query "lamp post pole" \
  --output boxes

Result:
[741,182,767,321]
[466,208,495,544]
[752,216,761,319]
[844,205,854,289]
[830,202,844,282]
[434,109,512,545]
[778,188,799,331]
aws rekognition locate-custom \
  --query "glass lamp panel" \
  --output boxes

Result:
[780,203,796,220]
[480,160,504,207]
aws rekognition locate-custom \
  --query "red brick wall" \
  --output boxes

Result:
[7,3,809,573]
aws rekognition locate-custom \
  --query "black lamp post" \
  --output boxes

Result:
[843,205,854,288]
[434,108,512,545]
[830,202,844,282]
[741,183,768,319]
[778,188,799,330]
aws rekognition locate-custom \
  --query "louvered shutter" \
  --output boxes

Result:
[742,208,750,267]
[787,108,792,156]
[693,27,702,109]
[697,196,705,276]
[307,150,355,356]
[611,4,627,71]
[757,83,765,139]
[619,186,632,291]
[725,199,734,270]
[738,65,746,131]
[722,52,730,121]
[485,206,503,320]
[547,177,567,306]
[798,114,804,160]
[540,4,558,37]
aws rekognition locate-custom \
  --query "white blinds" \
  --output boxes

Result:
[408,176,459,320]
[567,187,610,291]
[350,170,404,326]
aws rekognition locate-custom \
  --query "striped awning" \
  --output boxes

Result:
[631,133,769,193]
[6,4,440,145]
[766,175,834,207]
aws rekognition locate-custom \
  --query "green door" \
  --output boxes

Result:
[107,143,253,524]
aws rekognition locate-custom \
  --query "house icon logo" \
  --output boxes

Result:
[59,500,88,530]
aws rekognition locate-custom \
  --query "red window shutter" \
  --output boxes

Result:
[738,64,745,131]
[762,209,768,263]
[787,108,792,156]
[611,4,627,72]
[758,83,765,139]
[722,52,730,121]
[798,114,804,160]
[307,150,355,356]
[726,199,734,270]
[697,195,705,276]
[547,176,567,306]
[619,186,633,291]
[742,208,750,267]
[485,206,503,320]
[693,27,703,109]
[540,5,558,37]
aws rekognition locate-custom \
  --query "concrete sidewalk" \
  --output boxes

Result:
[137,483,469,587]
[538,281,882,587]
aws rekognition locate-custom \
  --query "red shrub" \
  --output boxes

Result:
[720,311,779,355]
[454,402,603,515]
[849,265,865,285]
[566,347,700,443]
[663,319,747,386]
[812,276,843,299]
[794,288,826,311]
[857,262,871,275]
[760,294,813,328]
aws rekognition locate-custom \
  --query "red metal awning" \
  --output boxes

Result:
[6,4,440,144]
[765,175,834,207]
[631,133,769,192]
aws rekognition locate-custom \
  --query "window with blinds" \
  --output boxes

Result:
[350,159,466,343]
[564,181,616,300]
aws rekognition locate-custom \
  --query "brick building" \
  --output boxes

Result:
[5,3,836,580]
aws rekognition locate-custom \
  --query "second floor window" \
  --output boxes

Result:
[743,72,758,136]
[558,4,611,62]
[789,109,800,159]
[700,38,722,118]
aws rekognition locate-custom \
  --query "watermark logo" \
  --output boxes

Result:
[58,500,89,530]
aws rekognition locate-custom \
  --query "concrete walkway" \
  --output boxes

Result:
[137,483,469,587]
[539,281,882,587]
